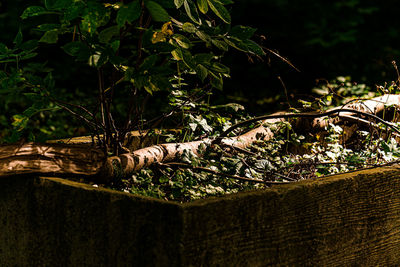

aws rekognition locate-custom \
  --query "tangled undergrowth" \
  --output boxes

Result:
[107,77,400,202]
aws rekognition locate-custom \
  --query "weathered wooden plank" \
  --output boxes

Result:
[181,165,400,266]
[0,143,105,177]
[1,166,400,266]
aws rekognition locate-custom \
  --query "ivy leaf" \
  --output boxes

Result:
[207,0,231,24]
[197,0,208,14]
[184,0,201,25]
[146,1,170,22]
[21,6,47,19]
[39,30,59,44]
[116,0,141,27]
[174,0,185,8]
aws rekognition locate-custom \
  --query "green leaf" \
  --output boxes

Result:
[0,43,8,54]
[146,1,170,22]
[197,0,208,14]
[62,42,91,61]
[243,39,265,56]
[96,51,110,67]
[208,62,229,74]
[184,0,201,25]
[21,6,47,19]
[63,2,84,20]
[207,0,231,24]
[20,40,38,52]
[37,24,60,32]
[44,72,55,90]
[139,55,158,71]
[195,30,211,43]
[13,28,23,47]
[211,39,228,51]
[195,64,208,81]
[99,26,120,43]
[182,22,197,33]
[12,114,29,131]
[210,72,223,90]
[110,40,120,53]
[194,53,214,63]
[173,34,191,49]
[45,0,72,10]
[39,30,59,44]
[81,2,110,34]
[174,0,185,8]
[116,0,141,27]
[218,0,234,4]
[20,52,38,60]
[152,0,175,8]
[230,25,257,39]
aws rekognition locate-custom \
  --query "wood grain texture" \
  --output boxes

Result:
[181,165,400,266]
[2,166,400,266]
[0,143,105,177]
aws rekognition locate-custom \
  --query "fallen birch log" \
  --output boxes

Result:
[1,94,399,181]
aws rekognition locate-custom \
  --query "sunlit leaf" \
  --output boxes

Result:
[173,34,191,49]
[197,0,208,14]
[207,0,231,24]
[174,0,184,8]
[184,0,201,25]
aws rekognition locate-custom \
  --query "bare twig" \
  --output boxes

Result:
[218,108,400,139]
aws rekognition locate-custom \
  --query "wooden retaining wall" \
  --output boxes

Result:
[1,165,400,266]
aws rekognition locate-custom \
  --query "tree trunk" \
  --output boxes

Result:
[1,94,399,181]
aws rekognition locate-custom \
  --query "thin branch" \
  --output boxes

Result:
[218,108,400,139]
[262,46,300,72]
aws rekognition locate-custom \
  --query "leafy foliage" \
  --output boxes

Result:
[109,78,400,202]
[0,0,264,149]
